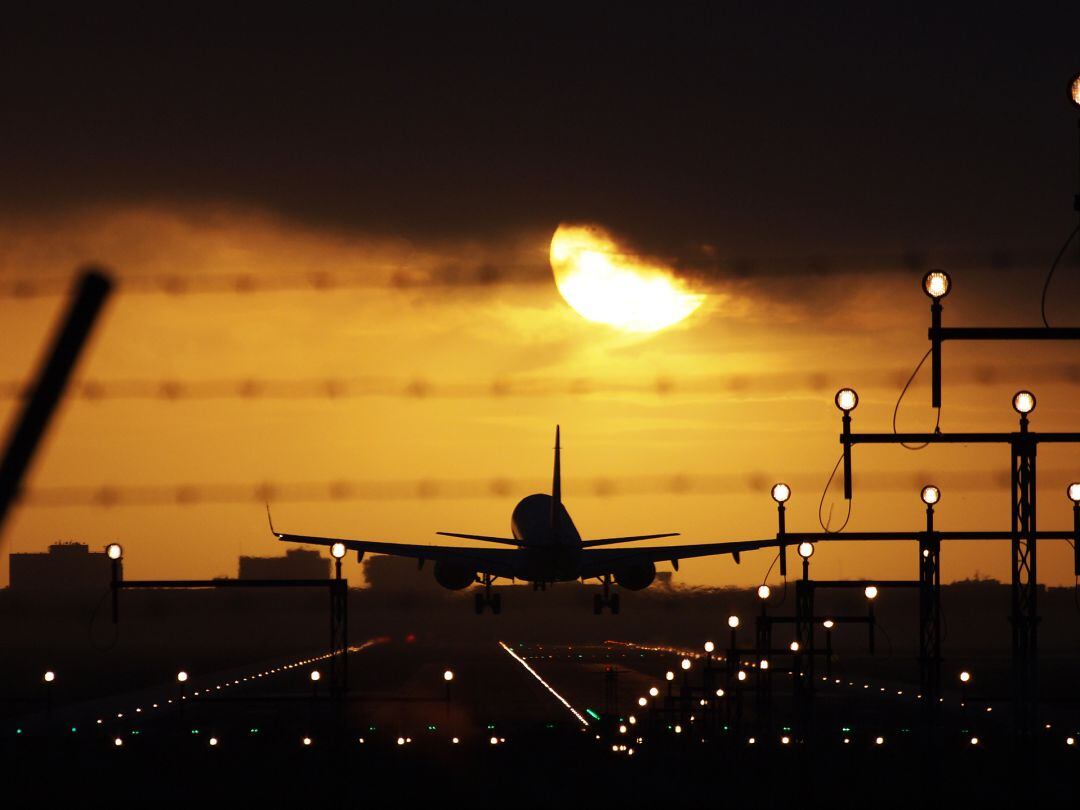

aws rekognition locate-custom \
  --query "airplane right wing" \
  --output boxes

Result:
[578,538,780,578]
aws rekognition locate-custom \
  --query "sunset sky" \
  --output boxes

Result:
[1,6,1078,588]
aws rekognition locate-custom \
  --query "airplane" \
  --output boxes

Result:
[269,427,778,614]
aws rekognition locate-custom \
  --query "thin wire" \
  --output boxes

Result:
[817,450,852,533]
[759,552,780,587]
[892,348,941,450]
[1040,221,1080,327]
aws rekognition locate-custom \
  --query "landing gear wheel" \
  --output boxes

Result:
[593,594,603,615]
[610,593,620,614]
[491,593,502,615]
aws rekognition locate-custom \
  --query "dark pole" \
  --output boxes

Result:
[919,501,942,731]
[931,298,943,409]
[1073,501,1080,576]
[777,502,787,577]
[1010,420,1039,742]
[111,558,121,624]
[842,412,853,500]
[0,269,113,537]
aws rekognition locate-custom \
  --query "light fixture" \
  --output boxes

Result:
[1012,390,1036,415]
[760,660,769,670]
[959,671,971,683]
[681,658,691,671]
[703,641,715,654]
[106,543,123,561]
[649,687,659,697]
[727,615,740,629]
[310,670,321,682]
[789,641,800,652]
[177,671,188,683]
[922,270,951,299]
[1066,482,1080,504]
[920,485,940,506]
[757,584,771,600]
[797,541,815,559]
[665,671,674,682]
[443,669,454,682]
[864,585,879,600]
[834,388,859,413]
[823,620,835,629]
[43,671,55,683]
[771,483,791,504]
[1071,72,1080,108]
[330,542,347,560]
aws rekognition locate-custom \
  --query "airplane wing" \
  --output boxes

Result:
[271,521,520,578]
[580,533,679,548]
[578,538,779,578]
[435,532,523,546]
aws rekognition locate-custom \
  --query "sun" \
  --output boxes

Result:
[549,223,704,333]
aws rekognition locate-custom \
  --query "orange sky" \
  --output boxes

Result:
[1,206,1078,588]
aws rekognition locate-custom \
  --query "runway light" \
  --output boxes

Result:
[781,735,790,745]
[489,736,499,745]
[1012,390,1036,415]
[757,585,771,600]
[43,671,55,683]
[790,641,800,652]
[397,737,405,746]
[834,388,859,413]
[209,737,218,747]
[649,687,659,697]
[330,542,347,559]
[864,585,879,600]
[959,671,971,684]
[797,542,814,559]
[1066,483,1080,503]
[114,737,123,747]
[681,658,692,671]
[704,641,715,654]
[443,669,454,682]
[922,270,951,299]
[715,688,725,697]
[106,543,123,560]
[771,483,791,503]
[638,697,648,707]
[748,736,756,745]
[823,620,835,629]
[1067,736,1075,746]
[737,671,747,682]
[970,737,979,746]
[177,671,188,683]
[303,737,312,746]
[921,485,940,506]
[310,670,321,682]
[1071,73,1080,107]
[451,737,459,744]
[727,615,740,629]
[875,736,885,745]
[665,671,675,682]
[674,725,682,734]
[760,660,770,670]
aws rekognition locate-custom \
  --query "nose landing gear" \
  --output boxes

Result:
[593,574,620,614]
[474,574,502,614]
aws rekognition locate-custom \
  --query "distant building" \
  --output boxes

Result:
[239,548,329,580]
[363,554,430,591]
[9,542,116,592]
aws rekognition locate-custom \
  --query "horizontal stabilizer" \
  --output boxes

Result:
[580,533,680,548]
[435,532,524,546]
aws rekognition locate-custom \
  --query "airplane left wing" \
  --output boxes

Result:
[272,527,520,578]
[578,538,779,578]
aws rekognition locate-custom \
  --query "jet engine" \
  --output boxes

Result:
[613,561,656,591]
[433,561,476,591]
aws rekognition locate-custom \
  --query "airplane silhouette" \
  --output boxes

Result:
[269,426,776,613]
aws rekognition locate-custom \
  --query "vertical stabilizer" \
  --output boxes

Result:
[551,425,561,532]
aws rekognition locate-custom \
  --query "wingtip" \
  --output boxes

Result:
[265,503,281,538]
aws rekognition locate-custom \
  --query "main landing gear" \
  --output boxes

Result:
[474,574,502,615]
[593,574,620,615]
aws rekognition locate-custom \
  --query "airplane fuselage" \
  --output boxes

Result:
[510,493,582,582]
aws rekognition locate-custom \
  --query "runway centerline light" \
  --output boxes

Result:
[921,485,940,506]
[330,542,347,560]
[797,542,815,560]
[922,270,951,299]
[864,585,879,600]
[727,615,740,629]
[834,388,859,413]
[771,483,791,504]
[1067,482,1080,504]
[1012,390,1036,415]
[106,543,123,561]
[757,584,771,600]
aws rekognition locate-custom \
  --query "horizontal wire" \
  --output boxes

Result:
[14,467,1075,508]
[2,363,1078,402]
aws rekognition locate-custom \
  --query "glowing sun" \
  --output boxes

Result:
[549,223,704,333]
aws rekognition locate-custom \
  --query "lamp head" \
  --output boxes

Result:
[922,270,952,300]
[1071,72,1080,108]
[770,482,791,504]
[959,670,971,683]
[920,485,941,506]
[310,670,321,682]
[330,542,347,560]
[443,669,454,682]
[727,615,740,629]
[864,585,879,600]
[1066,482,1080,504]
[757,584,771,600]
[1012,390,1036,415]
[834,388,859,413]
[703,641,715,653]
[177,671,188,683]
[680,658,691,671]
[43,671,55,683]
[823,620,835,629]
[797,541,815,560]
[106,543,123,561]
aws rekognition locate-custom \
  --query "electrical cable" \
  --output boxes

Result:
[1040,221,1080,327]
[817,450,852,533]
[892,348,942,450]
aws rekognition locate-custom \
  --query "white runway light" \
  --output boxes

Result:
[498,641,589,726]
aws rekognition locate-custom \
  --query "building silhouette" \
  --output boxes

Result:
[238,548,329,580]
[8,541,116,592]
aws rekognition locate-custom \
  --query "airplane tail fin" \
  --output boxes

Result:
[551,425,561,532]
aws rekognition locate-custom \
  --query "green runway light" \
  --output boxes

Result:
[841,727,852,732]
[16,728,22,734]
[71,727,77,733]
[191,729,199,734]
[249,728,259,734]
[586,709,601,721]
